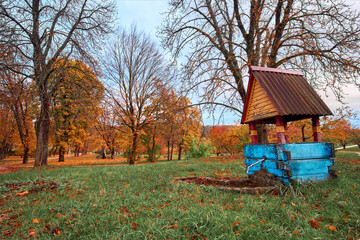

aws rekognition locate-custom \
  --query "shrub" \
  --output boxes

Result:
[185,137,213,160]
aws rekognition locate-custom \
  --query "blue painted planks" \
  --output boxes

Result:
[244,142,335,182]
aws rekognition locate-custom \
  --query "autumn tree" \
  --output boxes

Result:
[50,59,104,162]
[163,94,202,161]
[0,102,17,160]
[0,0,115,166]
[322,118,352,149]
[349,128,360,148]
[209,124,250,155]
[161,0,360,142]
[0,48,36,163]
[175,96,202,160]
[103,27,175,165]
[209,126,229,155]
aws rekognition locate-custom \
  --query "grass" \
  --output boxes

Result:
[0,153,360,239]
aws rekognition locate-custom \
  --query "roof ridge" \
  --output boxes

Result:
[250,66,303,76]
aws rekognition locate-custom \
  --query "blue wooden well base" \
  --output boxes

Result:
[244,143,335,183]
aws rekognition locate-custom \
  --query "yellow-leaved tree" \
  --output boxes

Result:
[50,59,104,162]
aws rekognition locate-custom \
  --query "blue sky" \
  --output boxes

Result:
[115,0,360,127]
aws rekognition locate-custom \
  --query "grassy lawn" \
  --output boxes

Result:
[1,153,359,239]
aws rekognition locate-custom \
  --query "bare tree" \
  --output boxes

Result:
[0,0,115,166]
[160,0,360,142]
[95,101,122,159]
[103,27,175,165]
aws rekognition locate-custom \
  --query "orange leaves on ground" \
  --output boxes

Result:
[309,220,320,229]
[51,226,61,236]
[325,225,337,232]
[15,191,29,196]
[130,222,139,229]
[32,218,40,224]
[120,206,129,214]
[232,221,241,228]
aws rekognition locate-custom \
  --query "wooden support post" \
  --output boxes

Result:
[249,122,258,144]
[312,116,322,142]
[275,116,286,144]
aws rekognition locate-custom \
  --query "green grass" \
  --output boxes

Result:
[1,154,360,239]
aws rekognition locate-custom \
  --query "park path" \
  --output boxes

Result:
[335,145,358,150]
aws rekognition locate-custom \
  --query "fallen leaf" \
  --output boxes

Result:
[32,218,40,224]
[309,220,319,229]
[232,221,240,228]
[325,225,337,232]
[120,206,129,213]
[15,191,29,196]
[290,214,295,220]
[130,222,139,229]
[52,226,61,236]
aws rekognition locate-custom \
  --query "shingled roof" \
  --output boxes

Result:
[241,66,332,124]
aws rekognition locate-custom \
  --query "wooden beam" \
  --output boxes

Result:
[275,116,286,144]
[312,116,322,142]
[249,122,258,144]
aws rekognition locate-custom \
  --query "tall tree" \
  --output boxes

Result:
[0,47,36,163]
[95,101,122,159]
[103,27,175,165]
[161,0,360,142]
[50,59,104,162]
[0,0,114,166]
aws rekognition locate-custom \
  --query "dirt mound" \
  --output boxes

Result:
[174,168,282,194]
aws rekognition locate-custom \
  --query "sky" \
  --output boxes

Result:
[115,0,360,127]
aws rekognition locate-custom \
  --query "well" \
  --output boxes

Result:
[242,66,334,183]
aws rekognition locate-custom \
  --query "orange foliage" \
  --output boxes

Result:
[209,123,250,155]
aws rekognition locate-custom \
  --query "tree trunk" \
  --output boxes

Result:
[74,146,80,157]
[53,145,58,156]
[11,105,31,164]
[100,146,106,159]
[178,141,183,160]
[82,141,88,155]
[129,132,138,165]
[0,139,11,161]
[150,126,157,162]
[170,140,174,160]
[22,146,29,164]
[110,147,115,159]
[34,83,50,167]
[33,0,50,167]
[167,140,170,161]
[58,146,65,162]
[49,145,57,157]
[341,141,346,149]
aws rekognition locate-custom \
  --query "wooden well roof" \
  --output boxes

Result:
[241,66,332,124]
